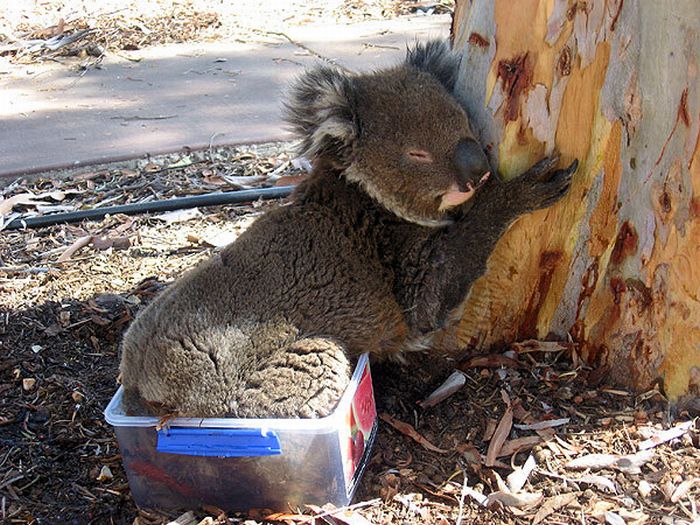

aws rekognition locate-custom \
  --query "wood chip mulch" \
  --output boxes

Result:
[1,142,698,524]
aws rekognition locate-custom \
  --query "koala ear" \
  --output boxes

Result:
[283,65,358,167]
[406,39,461,92]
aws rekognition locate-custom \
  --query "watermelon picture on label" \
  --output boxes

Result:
[353,365,376,434]
[339,361,377,490]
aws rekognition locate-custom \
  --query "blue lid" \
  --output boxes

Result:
[157,427,282,457]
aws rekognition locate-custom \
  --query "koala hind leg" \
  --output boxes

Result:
[237,337,352,418]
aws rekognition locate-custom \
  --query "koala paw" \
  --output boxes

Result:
[517,156,578,212]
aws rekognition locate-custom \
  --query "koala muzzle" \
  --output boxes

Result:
[453,138,490,192]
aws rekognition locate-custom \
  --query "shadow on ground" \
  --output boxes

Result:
[1,277,697,524]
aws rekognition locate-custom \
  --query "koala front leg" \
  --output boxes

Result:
[398,157,578,336]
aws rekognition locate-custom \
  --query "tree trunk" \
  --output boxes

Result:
[447,0,700,398]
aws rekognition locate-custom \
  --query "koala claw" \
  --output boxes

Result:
[526,154,561,182]
[543,159,578,205]
[519,158,578,211]
[551,159,578,187]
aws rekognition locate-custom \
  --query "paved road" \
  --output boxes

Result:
[0,15,449,178]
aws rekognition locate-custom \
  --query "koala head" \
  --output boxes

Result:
[284,40,491,227]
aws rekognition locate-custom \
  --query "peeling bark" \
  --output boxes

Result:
[449,0,700,398]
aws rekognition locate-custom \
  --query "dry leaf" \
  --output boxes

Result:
[638,421,693,450]
[36,188,84,201]
[637,480,653,498]
[498,436,543,457]
[463,484,489,507]
[419,370,466,408]
[618,509,650,524]
[379,413,449,454]
[513,417,570,431]
[73,171,102,181]
[456,443,481,465]
[670,477,699,503]
[661,478,675,501]
[604,511,626,525]
[554,435,583,454]
[512,401,556,440]
[91,235,130,251]
[0,193,47,217]
[482,418,498,442]
[202,171,228,186]
[154,208,202,224]
[22,378,36,391]
[565,449,654,475]
[97,465,113,482]
[487,488,543,509]
[57,235,93,262]
[487,466,544,508]
[507,455,537,493]
[42,190,66,201]
[486,402,513,466]
[573,474,617,493]
[223,174,267,188]
[532,493,578,524]
[201,231,237,248]
[115,217,135,234]
[460,354,523,370]
[590,500,616,519]
[35,204,75,214]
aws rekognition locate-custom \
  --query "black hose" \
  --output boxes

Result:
[3,186,294,230]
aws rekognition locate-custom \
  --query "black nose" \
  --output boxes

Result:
[453,138,490,191]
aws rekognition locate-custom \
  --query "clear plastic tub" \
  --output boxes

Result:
[104,353,377,513]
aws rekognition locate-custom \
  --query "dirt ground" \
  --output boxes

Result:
[1,143,698,525]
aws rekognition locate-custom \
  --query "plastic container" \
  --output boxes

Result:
[105,353,377,513]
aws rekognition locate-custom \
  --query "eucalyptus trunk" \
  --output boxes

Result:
[446,0,700,398]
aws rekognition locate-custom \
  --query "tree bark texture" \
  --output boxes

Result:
[447,0,699,398]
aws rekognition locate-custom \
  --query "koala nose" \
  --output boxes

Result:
[453,138,490,191]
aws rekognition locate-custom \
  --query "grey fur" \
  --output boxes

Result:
[120,40,577,419]
[405,39,461,92]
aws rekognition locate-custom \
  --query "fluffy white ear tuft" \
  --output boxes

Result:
[283,66,357,166]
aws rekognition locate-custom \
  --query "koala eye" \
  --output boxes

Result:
[406,149,434,164]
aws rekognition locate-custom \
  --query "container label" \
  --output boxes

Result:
[339,359,377,496]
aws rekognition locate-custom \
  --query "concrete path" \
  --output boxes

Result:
[0,15,449,178]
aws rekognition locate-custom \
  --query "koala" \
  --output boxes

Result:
[119,40,577,419]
